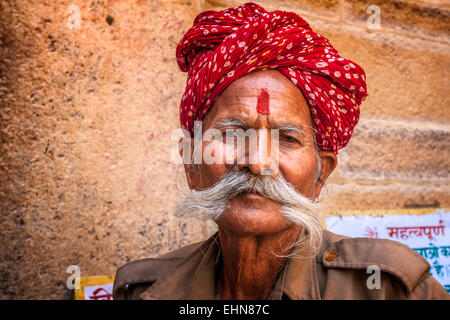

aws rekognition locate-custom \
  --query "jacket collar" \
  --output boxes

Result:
[140,231,325,300]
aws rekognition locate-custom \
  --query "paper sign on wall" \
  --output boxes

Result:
[324,209,450,294]
[74,275,115,300]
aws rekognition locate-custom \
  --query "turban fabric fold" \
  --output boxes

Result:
[176,2,368,154]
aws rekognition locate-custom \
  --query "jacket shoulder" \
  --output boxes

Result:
[113,240,204,300]
[320,231,431,295]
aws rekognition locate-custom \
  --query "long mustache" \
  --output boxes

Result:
[175,171,323,256]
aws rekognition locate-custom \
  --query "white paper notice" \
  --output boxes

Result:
[324,209,450,294]
[84,283,114,300]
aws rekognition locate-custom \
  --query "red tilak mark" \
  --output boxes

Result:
[256,88,270,115]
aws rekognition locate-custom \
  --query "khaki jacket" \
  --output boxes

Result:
[113,230,449,300]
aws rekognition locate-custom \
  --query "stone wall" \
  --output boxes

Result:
[0,0,448,299]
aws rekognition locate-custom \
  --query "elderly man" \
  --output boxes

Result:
[113,3,448,299]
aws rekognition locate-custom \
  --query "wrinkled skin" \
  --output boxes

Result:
[181,70,337,299]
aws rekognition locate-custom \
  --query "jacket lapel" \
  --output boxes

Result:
[140,233,220,300]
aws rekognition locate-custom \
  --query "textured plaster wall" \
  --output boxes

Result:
[0,0,449,299]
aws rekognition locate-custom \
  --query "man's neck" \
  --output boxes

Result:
[216,226,301,300]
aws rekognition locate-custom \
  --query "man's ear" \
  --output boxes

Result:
[179,137,200,190]
[313,150,338,199]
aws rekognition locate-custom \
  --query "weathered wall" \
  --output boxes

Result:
[0,0,448,299]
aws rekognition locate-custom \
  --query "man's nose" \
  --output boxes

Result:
[239,128,279,176]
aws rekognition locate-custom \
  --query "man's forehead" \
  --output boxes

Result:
[213,87,311,122]
[218,87,299,101]
[214,87,308,118]
[205,89,312,132]
[219,70,302,97]
[206,70,313,130]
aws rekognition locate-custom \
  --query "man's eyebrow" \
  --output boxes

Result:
[213,119,308,136]
[213,118,249,129]
[276,124,307,136]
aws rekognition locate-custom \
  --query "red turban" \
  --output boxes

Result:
[176,2,368,154]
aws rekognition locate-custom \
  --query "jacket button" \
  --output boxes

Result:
[326,251,337,262]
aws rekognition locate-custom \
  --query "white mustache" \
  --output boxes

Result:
[175,171,323,256]
[175,171,318,219]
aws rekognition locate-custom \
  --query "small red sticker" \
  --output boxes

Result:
[256,88,270,115]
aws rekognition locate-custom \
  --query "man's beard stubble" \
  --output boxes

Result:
[174,171,324,258]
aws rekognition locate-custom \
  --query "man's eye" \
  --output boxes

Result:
[224,130,237,138]
[283,135,301,144]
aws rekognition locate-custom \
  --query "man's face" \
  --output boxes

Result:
[184,70,337,236]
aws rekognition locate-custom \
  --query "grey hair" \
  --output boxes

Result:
[175,171,324,258]
[313,134,322,183]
